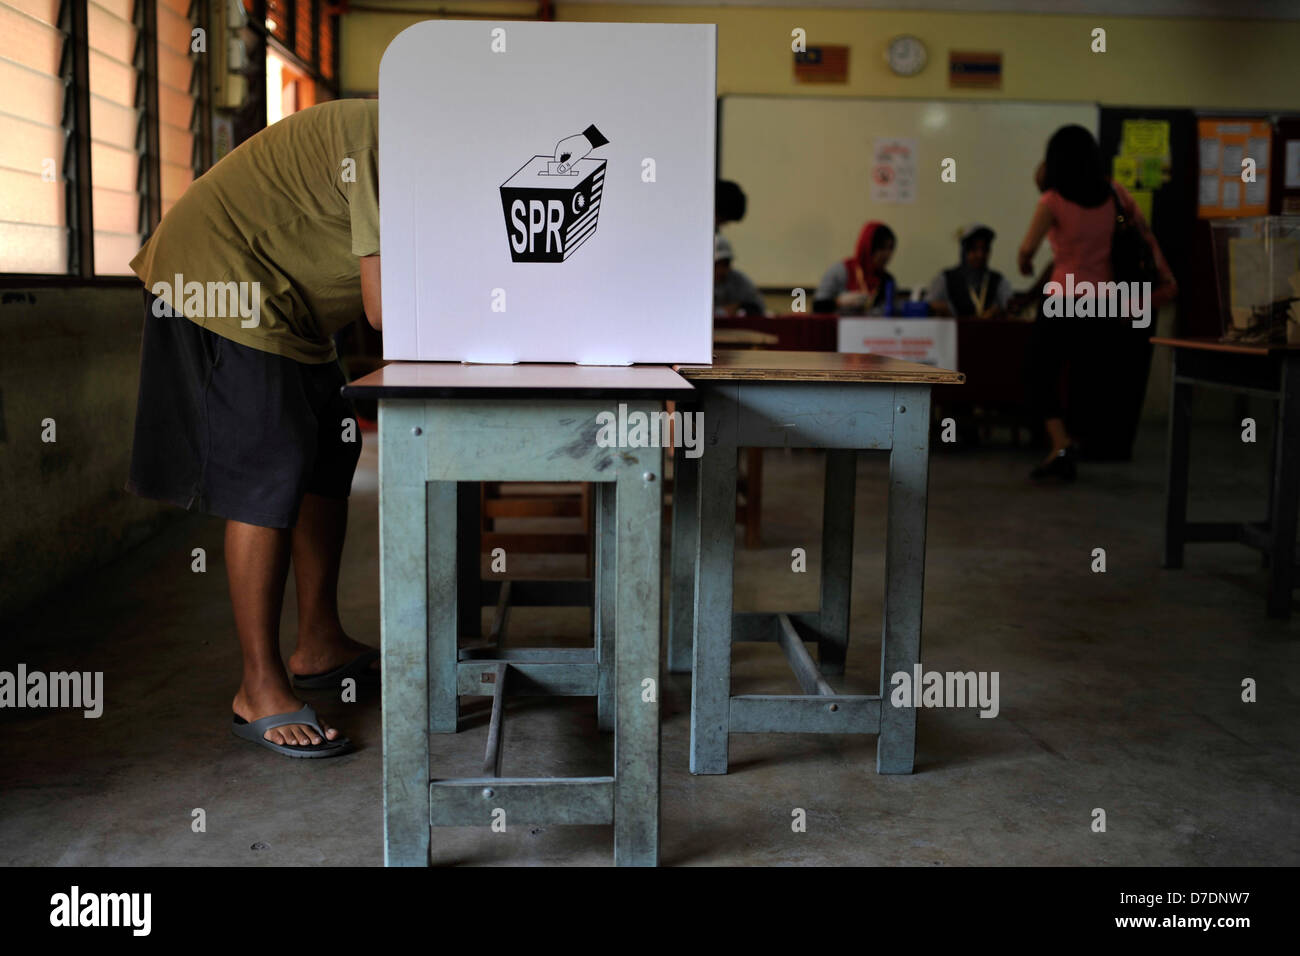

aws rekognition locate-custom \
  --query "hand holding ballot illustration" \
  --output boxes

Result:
[553,124,609,173]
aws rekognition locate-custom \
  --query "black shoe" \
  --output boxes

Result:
[1030,446,1077,482]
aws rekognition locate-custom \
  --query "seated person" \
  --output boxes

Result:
[713,234,766,317]
[716,179,747,229]
[927,224,1013,318]
[813,221,896,314]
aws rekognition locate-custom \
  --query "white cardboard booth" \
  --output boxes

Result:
[378,20,717,364]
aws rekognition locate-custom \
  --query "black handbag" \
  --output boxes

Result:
[1109,186,1159,285]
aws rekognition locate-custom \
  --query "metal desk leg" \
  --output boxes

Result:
[456,482,480,639]
[379,406,431,866]
[427,480,460,734]
[818,450,856,676]
[1267,355,1300,618]
[1164,354,1191,570]
[1264,410,1278,570]
[691,429,737,775]
[878,386,931,775]
[668,443,700,674]
[612,464,661,866]
[595,480,616,732]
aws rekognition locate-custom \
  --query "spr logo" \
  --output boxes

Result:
[501,124,608,262]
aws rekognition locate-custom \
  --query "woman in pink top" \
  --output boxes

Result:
[1017,125,1176,481]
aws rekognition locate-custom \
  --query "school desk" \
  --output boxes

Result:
[666,350,963,774]
[1153,337,1300,618]
[343,362,694,866]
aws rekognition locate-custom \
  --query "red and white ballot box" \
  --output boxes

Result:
[837,318,958,370]
[378,21,716,364]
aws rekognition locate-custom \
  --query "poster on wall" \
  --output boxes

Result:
[1198,118,1271,218]
[1112,119,1169,227]
[378,21,716,364]
[870,138,918,204]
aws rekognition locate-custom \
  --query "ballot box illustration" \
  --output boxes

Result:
[379,21,716,364]
[501,130,608,263]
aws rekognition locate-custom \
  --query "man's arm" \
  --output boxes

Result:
[361,255,381,330]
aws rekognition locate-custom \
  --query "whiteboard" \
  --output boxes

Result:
[719,95,1098,296]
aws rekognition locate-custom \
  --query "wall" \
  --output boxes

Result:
[342,3,1300,110]
[0,287,179,621]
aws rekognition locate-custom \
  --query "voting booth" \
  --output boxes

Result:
[378,20,716,364]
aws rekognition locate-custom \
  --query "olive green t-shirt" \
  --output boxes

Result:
[130,98,379,364]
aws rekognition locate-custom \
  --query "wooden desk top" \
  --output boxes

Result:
[1151,336,1271,356]
[673,349,964,384]
[342,362,694,401]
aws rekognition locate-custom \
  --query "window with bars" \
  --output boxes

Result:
[0,0,68,273]
[156,0,195,218]
[319,5,334,81]
[87,0,145,275]
[266,1,338,122]
[256,0,336,82]
[265,0,289,44]
[0,0,208,277]
[0,0,349,278]
[293,0,312,65]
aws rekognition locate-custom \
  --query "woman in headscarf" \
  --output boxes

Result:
[927,224,1013,318]
[813,221,897,314]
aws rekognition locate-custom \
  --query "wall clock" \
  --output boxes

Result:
[886,35,928,77]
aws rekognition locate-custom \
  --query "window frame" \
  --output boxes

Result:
[0,0,214,285]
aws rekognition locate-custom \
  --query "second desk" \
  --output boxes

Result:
[668,350,963,774]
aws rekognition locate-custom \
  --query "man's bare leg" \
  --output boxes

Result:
[1039,416,1073,465]
[286,492,377,677]
[227,518,340,747]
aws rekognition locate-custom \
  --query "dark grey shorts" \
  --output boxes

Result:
[126,291,362,528]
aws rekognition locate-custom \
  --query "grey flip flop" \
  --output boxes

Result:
[292,649,380,690]
[231,704,353,758]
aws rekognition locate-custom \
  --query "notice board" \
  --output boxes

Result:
[1198,118,1272,218]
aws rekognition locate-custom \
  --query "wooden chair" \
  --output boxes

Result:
[479,481,594,576]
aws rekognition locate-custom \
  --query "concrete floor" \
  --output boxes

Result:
[2,423,1297,866]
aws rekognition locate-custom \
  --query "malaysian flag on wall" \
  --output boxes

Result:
[949,51,1002,89]
[794,45,850,84]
